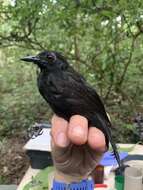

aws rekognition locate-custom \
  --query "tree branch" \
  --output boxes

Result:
[117,32,140,87]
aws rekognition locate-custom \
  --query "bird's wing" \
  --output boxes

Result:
[62,70,110,122]
[39,69,109,122]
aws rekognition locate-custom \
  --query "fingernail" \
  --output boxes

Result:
[72,126,85,136]
[56,132,69,147]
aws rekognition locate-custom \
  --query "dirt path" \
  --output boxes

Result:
[0,132,29,184]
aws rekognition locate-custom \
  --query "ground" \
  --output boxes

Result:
[0,131,29,184]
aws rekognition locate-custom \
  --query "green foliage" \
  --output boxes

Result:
[0,174,8,184]
[0,0,143,142]
[0,48,52,138]
[23,166,54,190]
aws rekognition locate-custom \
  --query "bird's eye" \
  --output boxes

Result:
[47,53,56,62]
[47,55,54,61]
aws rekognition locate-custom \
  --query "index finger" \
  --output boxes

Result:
[51,115,70,147]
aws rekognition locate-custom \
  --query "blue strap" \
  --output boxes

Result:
[52,179,94,190]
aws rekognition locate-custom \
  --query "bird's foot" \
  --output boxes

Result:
[115,164,129,176]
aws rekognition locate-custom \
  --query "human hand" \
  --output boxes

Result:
[51,115,106,183]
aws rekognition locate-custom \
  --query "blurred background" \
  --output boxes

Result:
[0,0,143,185]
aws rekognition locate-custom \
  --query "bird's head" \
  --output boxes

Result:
[21,51,69,71]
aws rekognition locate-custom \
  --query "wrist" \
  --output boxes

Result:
[54,170,89,184]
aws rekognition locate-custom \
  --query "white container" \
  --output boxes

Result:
[124,167,143,190]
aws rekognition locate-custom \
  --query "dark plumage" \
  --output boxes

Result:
[21,51,122,171]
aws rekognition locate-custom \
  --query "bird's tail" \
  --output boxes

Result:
[93,114,122,169]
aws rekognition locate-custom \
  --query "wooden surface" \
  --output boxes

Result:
[0,185,17,190]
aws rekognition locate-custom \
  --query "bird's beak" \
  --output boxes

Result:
[20,55,40,63]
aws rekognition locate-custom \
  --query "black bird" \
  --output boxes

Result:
[21,51,122,171]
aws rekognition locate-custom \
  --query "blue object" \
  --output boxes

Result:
[100,152,128,166]
[52,179,94,190]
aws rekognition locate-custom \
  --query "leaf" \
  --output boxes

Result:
[23,166,54,190]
